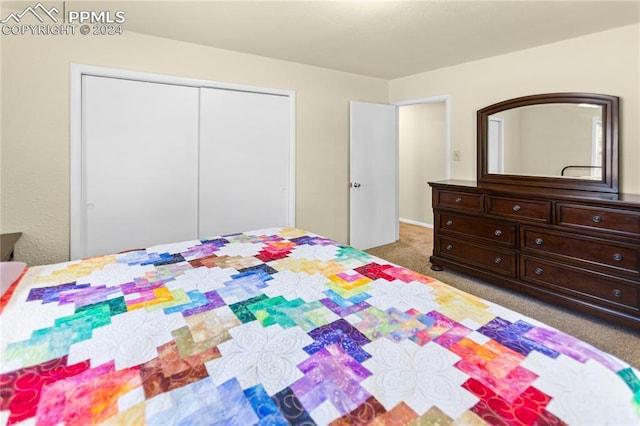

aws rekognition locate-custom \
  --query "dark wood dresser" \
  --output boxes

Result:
[429,180,640,329]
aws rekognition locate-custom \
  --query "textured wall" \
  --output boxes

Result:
[390,24,640,194]
[1,31,387,265]
[3,21,638,266]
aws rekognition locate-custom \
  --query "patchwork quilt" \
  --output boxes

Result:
[1,227,639,425]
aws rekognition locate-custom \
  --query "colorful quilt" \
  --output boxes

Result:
[1,227,639,425]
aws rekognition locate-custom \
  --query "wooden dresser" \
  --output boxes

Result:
[429,180,640,329]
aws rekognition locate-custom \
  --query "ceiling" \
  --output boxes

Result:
[7,1,640,79]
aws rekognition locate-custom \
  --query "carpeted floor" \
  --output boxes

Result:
[366,222,640,368]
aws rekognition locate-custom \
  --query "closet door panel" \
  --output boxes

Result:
[199,88,291,238]
[82,76,199,257]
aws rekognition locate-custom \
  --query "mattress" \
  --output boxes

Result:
[1,227,638,425]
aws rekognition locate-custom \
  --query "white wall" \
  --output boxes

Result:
[390,24,640,194]
[518,105,597,177]
[2,19,638,266]
[0,30,387,265]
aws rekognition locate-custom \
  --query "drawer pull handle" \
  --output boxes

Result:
[446,220,453,226]
[613,289,622,298]
[494,230,502,236]
[494,257,502,264]
[613,253,623,261]
[512,204,521,212]
[534,267,544,275]
[592,215,602,223]
[446,244,453,251]
[455,197,463,203]
[535,238,544,245]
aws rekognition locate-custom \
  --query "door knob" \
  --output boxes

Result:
[352,182,361,188]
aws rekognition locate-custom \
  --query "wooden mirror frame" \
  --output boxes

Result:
[477,92,619,193]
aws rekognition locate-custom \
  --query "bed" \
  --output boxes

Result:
[1,227,638,425]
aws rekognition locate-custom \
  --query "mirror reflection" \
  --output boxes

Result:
[487,103,604,179]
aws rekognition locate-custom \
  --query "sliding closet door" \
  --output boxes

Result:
[82,76,199,257]
[199,88,291,238]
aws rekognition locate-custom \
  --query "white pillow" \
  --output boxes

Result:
[1,262,27,297]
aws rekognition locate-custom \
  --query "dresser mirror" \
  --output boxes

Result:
[477,93,619,193]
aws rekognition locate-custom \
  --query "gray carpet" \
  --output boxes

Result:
[366,222,640,368]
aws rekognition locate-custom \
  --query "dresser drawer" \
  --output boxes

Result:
[439,213,516,247]
[521,227,639,276]
[521,256,639,311]
[438,237,516,277]
[557,204,640,236]
[436,191,483,213]
[487,196,551,223]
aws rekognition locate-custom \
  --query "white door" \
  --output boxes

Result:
[199,88,292,238]
[349,101,398,250]
[82,76,199,257]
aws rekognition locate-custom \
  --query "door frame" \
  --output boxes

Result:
[70,63,296,259]
[394,95,451,229]
[591,115,602,178]
[393,94,452,181]
[348,95,451,245]
[488,117,504,174]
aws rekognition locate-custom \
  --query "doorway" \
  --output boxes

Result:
[348,96,450,250]
[395,96,450,229]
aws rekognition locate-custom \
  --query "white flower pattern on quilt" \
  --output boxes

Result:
[75,262,155,288]
[365,279,439,313]
[524,352,639,425]
[289,244,340,262]
[308,399,344,425]
[205,321,314,395]
[169,266,236,293]
[262,271,330,302]
[68,308,186,369]
[215,242,262,258]
[361,338,477,418]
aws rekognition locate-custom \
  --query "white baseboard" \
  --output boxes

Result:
[399,218,433,229]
